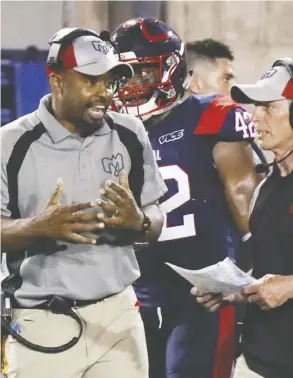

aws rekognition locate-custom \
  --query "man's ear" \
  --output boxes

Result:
[48,72,63,94]
[189,75,202,95]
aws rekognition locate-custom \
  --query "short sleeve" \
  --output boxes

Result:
[194,94,256,142]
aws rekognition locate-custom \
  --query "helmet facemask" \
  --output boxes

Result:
[114,49,188,121]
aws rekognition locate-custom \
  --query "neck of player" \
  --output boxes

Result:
[273,137,293,176]
[145,92,190,130]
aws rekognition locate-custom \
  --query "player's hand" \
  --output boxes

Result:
[243,274,293,310]
[31,178,105,244]
[191,288,246,312]
[97,171,144,231]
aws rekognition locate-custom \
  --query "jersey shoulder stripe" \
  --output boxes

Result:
[194,95,239,135]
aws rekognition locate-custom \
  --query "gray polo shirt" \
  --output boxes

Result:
[1,94,167,307]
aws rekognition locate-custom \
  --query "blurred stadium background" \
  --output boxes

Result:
[1,0,293,127]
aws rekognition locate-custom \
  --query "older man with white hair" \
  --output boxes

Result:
[192,58,293,378]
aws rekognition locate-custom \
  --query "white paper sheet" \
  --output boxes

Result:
[166,257,256,295]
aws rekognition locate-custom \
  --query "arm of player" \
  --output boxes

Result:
[213,141,262,270]
[213,141,261,235]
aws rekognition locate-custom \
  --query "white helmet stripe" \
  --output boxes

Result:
[179,42,185,56]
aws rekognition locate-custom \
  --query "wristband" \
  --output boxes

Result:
[241,232,252,243]
[237,232,253,272]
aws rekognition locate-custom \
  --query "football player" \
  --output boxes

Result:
[186,38,268,173]
[186,38,236,96]
[186,38,268,356]
[111,18,261,378]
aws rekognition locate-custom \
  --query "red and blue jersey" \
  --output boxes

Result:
[134,94,256,307]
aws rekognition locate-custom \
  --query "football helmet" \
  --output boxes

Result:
[111,18,189,121]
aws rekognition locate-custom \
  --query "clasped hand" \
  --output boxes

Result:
[32,172,143,245]
[97,170,144,231]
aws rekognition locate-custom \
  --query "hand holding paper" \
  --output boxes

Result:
[166,257,256,296]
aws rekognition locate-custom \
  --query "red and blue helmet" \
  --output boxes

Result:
[111,18,189,121]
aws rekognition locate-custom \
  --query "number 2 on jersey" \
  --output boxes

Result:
[158,165,196,242]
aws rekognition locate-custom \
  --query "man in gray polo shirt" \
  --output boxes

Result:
[1,28,166,378]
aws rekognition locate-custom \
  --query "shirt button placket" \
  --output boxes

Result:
[79,144,89,181]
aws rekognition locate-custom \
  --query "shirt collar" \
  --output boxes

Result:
[35,94,71,143]
[35,94,112,143]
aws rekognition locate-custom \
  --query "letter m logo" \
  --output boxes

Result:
[102,153,124,177]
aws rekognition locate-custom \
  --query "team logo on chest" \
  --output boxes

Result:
[158,129,184,144]
[102,153,124,176]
